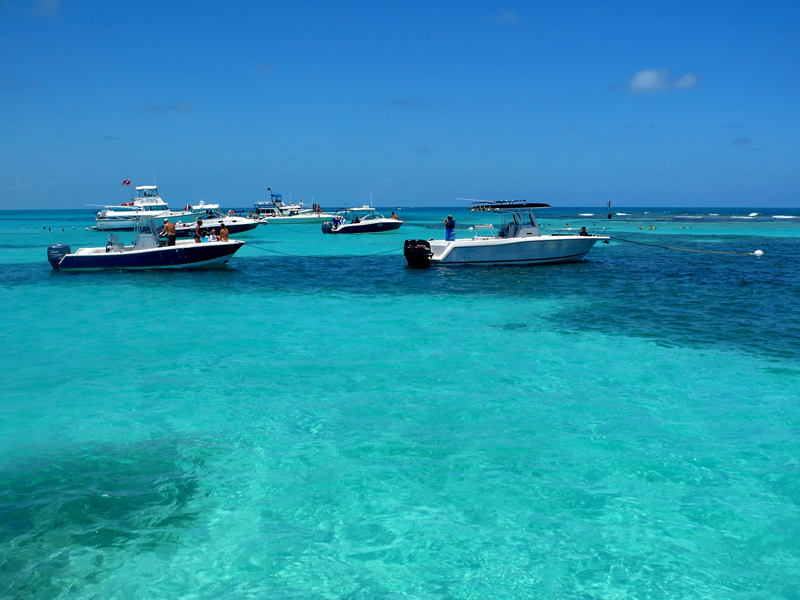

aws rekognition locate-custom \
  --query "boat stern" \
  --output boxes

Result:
[403,239,433,267]
[47,244,71,270]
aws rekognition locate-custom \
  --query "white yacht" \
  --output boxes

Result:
[187,200,220,211]
[253,190,335,224]
[403,201,608,267]
[93,186,194,231]
[166,211,261,238]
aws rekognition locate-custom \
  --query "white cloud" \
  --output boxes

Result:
[629,69,670,92]
[141,102,192,115]
[34,0,60,17]
[673,73,699,89]
[627,69,699,93]
[495,9,519,24]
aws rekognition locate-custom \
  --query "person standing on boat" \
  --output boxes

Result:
[444,214,455,241]
[194,219,204,243]
[219,223,229,241]
[161,218,177,246]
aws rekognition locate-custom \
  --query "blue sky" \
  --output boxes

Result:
[1,0,798,209]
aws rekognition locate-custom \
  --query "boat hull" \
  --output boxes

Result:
[94,211,194,231]
[415,235,606,266]
[260,214,334,224]
[328,219,404,234]
[53,241,244,271]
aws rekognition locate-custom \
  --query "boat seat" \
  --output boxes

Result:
[106,234,124,253]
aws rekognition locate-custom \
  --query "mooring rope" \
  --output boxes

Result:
[257,220,323,234]
[608,236,758,256]
[245,241,401,260]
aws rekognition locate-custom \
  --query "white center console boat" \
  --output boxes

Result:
[48,218,244,271]
[404,201,608,267]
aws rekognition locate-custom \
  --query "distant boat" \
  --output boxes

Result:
[48,218,244,271]
[166,210,261,238]
[253,190,335,224]
[321,207,404,234]
[404,200,607,267]
[92,185,194,231]
[187,200,220,212]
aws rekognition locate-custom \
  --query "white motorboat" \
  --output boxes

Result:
[253,190,335,224]
[186,200,220,211]
[321,207,404,234]
[93,186,194,231]
[48,218,244,271]
[403,201,608,267]
[165,211,261,238]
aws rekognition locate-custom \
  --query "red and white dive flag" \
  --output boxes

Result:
[122,179,131,186]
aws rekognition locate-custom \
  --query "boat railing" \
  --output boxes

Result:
[547,227,609,236]
[472,224,496,238]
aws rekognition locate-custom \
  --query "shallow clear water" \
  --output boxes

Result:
[2,207,800,598]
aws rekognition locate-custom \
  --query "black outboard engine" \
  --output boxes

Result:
[47,244,71,270]
[321,221,334,234]
[404,239,433,268]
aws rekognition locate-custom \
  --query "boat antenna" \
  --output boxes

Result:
[369,182,373,206]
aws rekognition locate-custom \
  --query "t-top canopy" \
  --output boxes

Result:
[470,200,551,212]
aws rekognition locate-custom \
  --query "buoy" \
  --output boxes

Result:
[754,250,764,257]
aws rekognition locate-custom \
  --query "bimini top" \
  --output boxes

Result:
[470,200,551,212]
[134,186,160,199]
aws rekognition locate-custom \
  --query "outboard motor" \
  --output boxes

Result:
[404,239,433,268]
[47,244,71,270]
[321,221,334,234]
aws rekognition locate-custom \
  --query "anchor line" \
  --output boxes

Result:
[244,242,402,260]
[608,236,755,256]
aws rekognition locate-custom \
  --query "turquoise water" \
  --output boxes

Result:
[2,207,800,598]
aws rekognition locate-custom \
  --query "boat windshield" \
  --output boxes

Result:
[254,202,278,215]
[136,220,156,233]
[199,210,225,219]
[135,186,159,199]
[511,212,537,226]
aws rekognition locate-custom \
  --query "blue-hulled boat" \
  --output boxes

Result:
[48,219,244,271]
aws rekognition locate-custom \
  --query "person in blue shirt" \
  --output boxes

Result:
[444,214,455,241]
